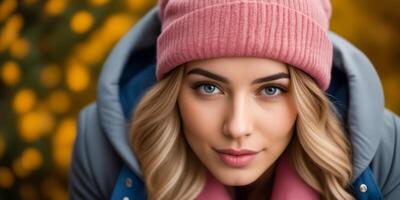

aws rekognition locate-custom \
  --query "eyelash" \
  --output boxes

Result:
[190,81,288,98]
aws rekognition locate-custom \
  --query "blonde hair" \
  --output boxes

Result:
[129,64,354,200]
[288,66,354,200]
[130,65,205,200]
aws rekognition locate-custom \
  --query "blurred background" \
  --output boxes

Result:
[0,0,398,199]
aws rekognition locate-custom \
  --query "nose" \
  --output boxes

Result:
[223,94,253,140]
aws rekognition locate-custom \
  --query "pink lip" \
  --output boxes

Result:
[214,148,259,168]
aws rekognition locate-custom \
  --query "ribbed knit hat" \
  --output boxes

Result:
[156,0,333,90]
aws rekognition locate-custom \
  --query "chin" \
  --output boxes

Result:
[211,168,260,186]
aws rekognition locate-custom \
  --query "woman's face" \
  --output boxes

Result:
[177,57,298,186]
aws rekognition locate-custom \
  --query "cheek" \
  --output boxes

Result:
[177,90,223,147]
[256,98,297,148]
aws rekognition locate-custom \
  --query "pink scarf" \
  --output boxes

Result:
[196,153,320,200]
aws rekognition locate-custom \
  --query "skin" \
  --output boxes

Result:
[177,56,298,199]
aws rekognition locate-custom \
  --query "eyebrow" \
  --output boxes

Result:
[186,68,290,84]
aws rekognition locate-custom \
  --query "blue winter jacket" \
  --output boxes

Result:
[68,6,400,200]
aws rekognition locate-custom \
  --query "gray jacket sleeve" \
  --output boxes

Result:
[68,103,122,200]
[383,110,400,199]
[371,109,400,199]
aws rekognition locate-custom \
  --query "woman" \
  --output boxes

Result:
[132,57,353,200]
[69,1,400,200]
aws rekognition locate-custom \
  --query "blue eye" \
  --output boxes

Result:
[260,86,283,96]
[196,84,221,95]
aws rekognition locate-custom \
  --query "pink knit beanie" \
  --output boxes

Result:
[156,0,333,90]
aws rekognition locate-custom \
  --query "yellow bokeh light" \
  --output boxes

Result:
[18,110,55,142]
[48,90,71,114]
[73,13,135,65]
[10,37,30,59]
[38,108,55,136]
[103,14,135,41]
[126,0,148,12]
[74,39,107,65]
[44,0,66,16]
[13,88,36,114]
[12,159,29,178]
[20,147,43,171]
[0,14,23,52]
[0,167,15,189]
[19,112,42,142]
[53,118,76,170]
[1,60,20,86]
[66,61,90,92]
[0,134,5,159]
[0,0,17,21]
[70,11,94,34]
[41,178,68,200]
[40,64,61,88]
[90,0,109,6]
[50,187,68,200]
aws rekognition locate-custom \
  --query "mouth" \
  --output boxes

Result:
[213,148,260,168]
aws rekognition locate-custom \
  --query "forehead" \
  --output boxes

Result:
[185,56,288,75]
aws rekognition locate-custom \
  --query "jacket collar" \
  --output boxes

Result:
[327,32,385,182]
[196,152,320,200]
